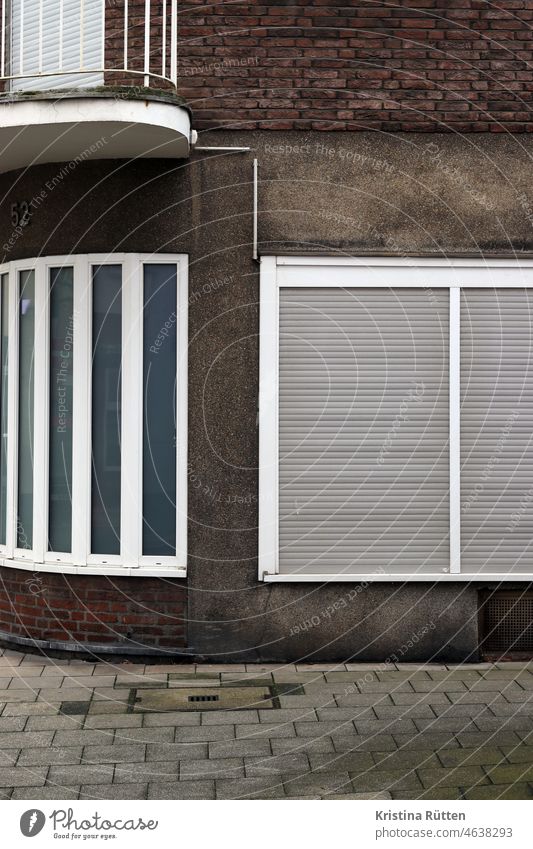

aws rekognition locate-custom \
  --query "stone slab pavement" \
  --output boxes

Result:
[1,649,533,800]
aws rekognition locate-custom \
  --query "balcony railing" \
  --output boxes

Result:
[0,0,178,92]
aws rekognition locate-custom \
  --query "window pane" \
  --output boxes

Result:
[0,275,8,545]
[17,269,34,550]
[142,264,177,556]
[48,268,73,553]
[91,265,121,555]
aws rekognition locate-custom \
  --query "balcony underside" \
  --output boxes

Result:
[0,90,191,173]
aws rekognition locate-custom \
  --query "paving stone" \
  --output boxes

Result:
[26,715,84,731]
[395,787,461,800]
[350,768,423,793]
[209,739,271,759]
[0,690,38,703]
[174,726,235,743]
[88,702,128,715]
[414,719,478,733]
[373,750,440,771]
[393,733,460,750]
[333,734,397,753]
[412,681,467,693]
[245,753,309,776]
[330,792,392,800]
[54,729,114,747]
[148,780,215,799]
[500,746,533,764]
[0,766,48,787]
[47,764,114,786]
[358,682,414,694]
[39,688,91,703]
[485,763,533,784]
[143,712,200,727]
[464,783,533,800]
[2,702,59,716]
[259,709,317,723]
[0,749,19,766]
[272,737,334,755]
[12,786,79,800]
[295,721,355,738]
[354,720,418,735]
[391,692,450,706]
[374,705,436,720]
[309,752,374,774]
[83,744,146,764]
[236,723,296,740]
[9,676,61,690]
[200,710,259,726]
[0,716,27,732]
[438,747,506,768]
[475,716,533,732]
[84,715,142,729]
[146,742,207,761]
[79,783,148,800]
[18,747,82,766]
[278,695,334,709]
[0,730,53,748]
[458,732,521,748]
[282,773,352,797]
[418,765,490,789]
[114,727,175,744]
[316,707,376,722]
[180,758,244,780]
[216,778,286,799]
[113,762,180,783]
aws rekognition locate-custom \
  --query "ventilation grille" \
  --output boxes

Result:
[187,694,219,703]
[480,591,533,654]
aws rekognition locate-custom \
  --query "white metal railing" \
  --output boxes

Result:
[1,0,178,91]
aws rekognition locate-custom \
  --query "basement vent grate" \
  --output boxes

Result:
[480,591,533,655]
[188,694,219,703]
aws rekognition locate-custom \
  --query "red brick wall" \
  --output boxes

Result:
[0,566,186,649]
[172,0,533,132]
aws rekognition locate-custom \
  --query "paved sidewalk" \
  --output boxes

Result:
[1,649,533,799]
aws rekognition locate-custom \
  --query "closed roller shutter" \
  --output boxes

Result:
[278,287,450,576]
[11,0,103,91]
[461,288,533,574]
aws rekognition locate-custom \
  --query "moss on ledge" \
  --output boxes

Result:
[0,85,189,111]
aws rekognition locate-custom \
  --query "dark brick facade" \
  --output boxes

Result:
[0,566,186,648]
[172,1,533,132]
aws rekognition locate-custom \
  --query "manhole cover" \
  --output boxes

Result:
[132,686,275,712]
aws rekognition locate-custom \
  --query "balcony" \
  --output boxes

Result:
[0,0,192,173]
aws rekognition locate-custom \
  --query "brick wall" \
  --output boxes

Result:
[0,566,186,649]
[172,0,533,132]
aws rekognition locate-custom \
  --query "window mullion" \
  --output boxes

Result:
[120,255,142,567]
[449,285,461,574]
[71,256,90,566]
[5,266,17,559]
[32,259,48,564]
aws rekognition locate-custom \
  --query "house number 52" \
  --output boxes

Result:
[11,201,32,227]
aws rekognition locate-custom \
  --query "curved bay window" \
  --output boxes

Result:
[0,254,187,575]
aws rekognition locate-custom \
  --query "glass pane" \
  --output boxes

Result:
[17,269,34,550]
[91,265,121,555]
[48,268,73,553]
[0,275,8,546]
[143,264,177,556]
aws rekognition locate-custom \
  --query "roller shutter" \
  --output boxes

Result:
[11,0,103,91]
[278,287,450,576]
[461,288,533,574]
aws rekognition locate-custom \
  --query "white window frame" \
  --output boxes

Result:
[259,255,533,583]
[0,253,188,577]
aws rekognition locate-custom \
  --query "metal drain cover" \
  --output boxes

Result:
[132,686,275,712]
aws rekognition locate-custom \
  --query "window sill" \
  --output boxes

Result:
[0,557,187,578]
[262,572,533,583]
